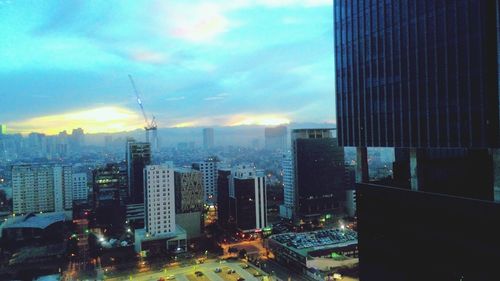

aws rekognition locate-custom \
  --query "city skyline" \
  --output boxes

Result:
[0,0,335,134]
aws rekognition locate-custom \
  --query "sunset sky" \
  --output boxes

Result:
[0,0,335,134]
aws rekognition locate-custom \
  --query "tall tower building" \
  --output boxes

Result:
[264,125,287,152]
[335,1,500,280]
[217,168,232,226]
[144,164,176,236]
[70,128,85,151]
[229,164,267,232]
[291,129,347,223]
[192,156,219,204]
[126,139,151,203]
[279,151,294,219]
[12,164,73,214]
[202,128,215,150]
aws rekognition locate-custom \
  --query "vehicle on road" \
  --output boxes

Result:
[166,275,175,280]
[241,264,250,269]
[214,268,222,273]
[237,278,246,281]
[195,271,204,277]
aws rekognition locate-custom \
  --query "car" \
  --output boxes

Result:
[237,278,246,281]
[253,273,262,277]
[195,271,203,277]
[241,264,250,269]
[214,268,222,273]
[227,269,236,274]
[166,276,175,280]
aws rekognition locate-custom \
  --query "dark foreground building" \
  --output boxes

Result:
[335,0,500,280]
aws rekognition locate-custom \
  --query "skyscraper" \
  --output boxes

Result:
[126,139,151,203]
[70,128,84,151]
[264,125,287,152]
[279,152,294,219]
[12,164,73,214]
[291,129,347,223]
[335,1,500,279]
[192,156,219,204]
[174,168,204,239]
[217,168,232,226]
[229,164,267,232]
[202,128,215,150]
[144,164,176,236]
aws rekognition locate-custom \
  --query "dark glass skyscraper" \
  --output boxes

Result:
[335,1,500,280]
[126,139,151,204]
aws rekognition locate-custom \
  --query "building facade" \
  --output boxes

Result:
[72,172,88,201]
[192,157,219,204]
[12,165,73,214]
[279,152,294,219]
[229,165,267,232]
[334,1,500,280]
[126,139,151,204]
[291,129,347,223]
[144,164,176,236]
[174,168,204,239]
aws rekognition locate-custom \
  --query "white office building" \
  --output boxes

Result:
[72,172,88,201]
[144,164,176,236]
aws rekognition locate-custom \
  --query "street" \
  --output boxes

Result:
[104,259,270,281]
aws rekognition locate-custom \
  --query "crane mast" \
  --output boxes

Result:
[128,74,158,148]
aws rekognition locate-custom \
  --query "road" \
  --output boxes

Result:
[104,260,271,281]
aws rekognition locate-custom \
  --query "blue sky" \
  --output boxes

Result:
[0,0,335,134]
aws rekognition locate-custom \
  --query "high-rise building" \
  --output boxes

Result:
[279,152,294,219]
[291,129,347,223]
[202,128,215,150]
[12,164,73,214]
[192,156,219,204]
[126,139,151,203]
[72,172,88,201]
[70,128,85,151]
[335,1,500,280]
[91,163,127,233]
[229,164,267,232]
[264,125,287,152]
[144,164,176,236]
[217,168,232,226]
[174,168,204,239]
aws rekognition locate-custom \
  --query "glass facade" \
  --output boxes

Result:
[335,0,499,148]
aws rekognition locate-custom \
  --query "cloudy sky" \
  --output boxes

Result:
[0,0,335,135]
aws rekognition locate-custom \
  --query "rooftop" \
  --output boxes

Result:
[269,228,358,257]
[1,212,67,232]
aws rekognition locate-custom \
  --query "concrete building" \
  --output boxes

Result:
[279,152,294,219]
[192,156,219,204]
[12,165,73,214]
[202,128,214,150]
[291,129,347,223]
[174,168,203,239]
[126,139,151,204]
[229,164,267,232]
[335,1,500,280]
[72,172,88,201]
[265,125,287,152]
[134,163,187,256]
[144,164,176,236]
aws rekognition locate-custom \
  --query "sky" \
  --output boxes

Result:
[0,0,335,135]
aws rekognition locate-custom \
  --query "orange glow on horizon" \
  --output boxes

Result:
[10,106,143,135]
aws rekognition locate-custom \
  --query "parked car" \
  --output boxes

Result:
[214,268,222,273]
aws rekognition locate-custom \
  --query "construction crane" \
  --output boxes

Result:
[128,74,158,150]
